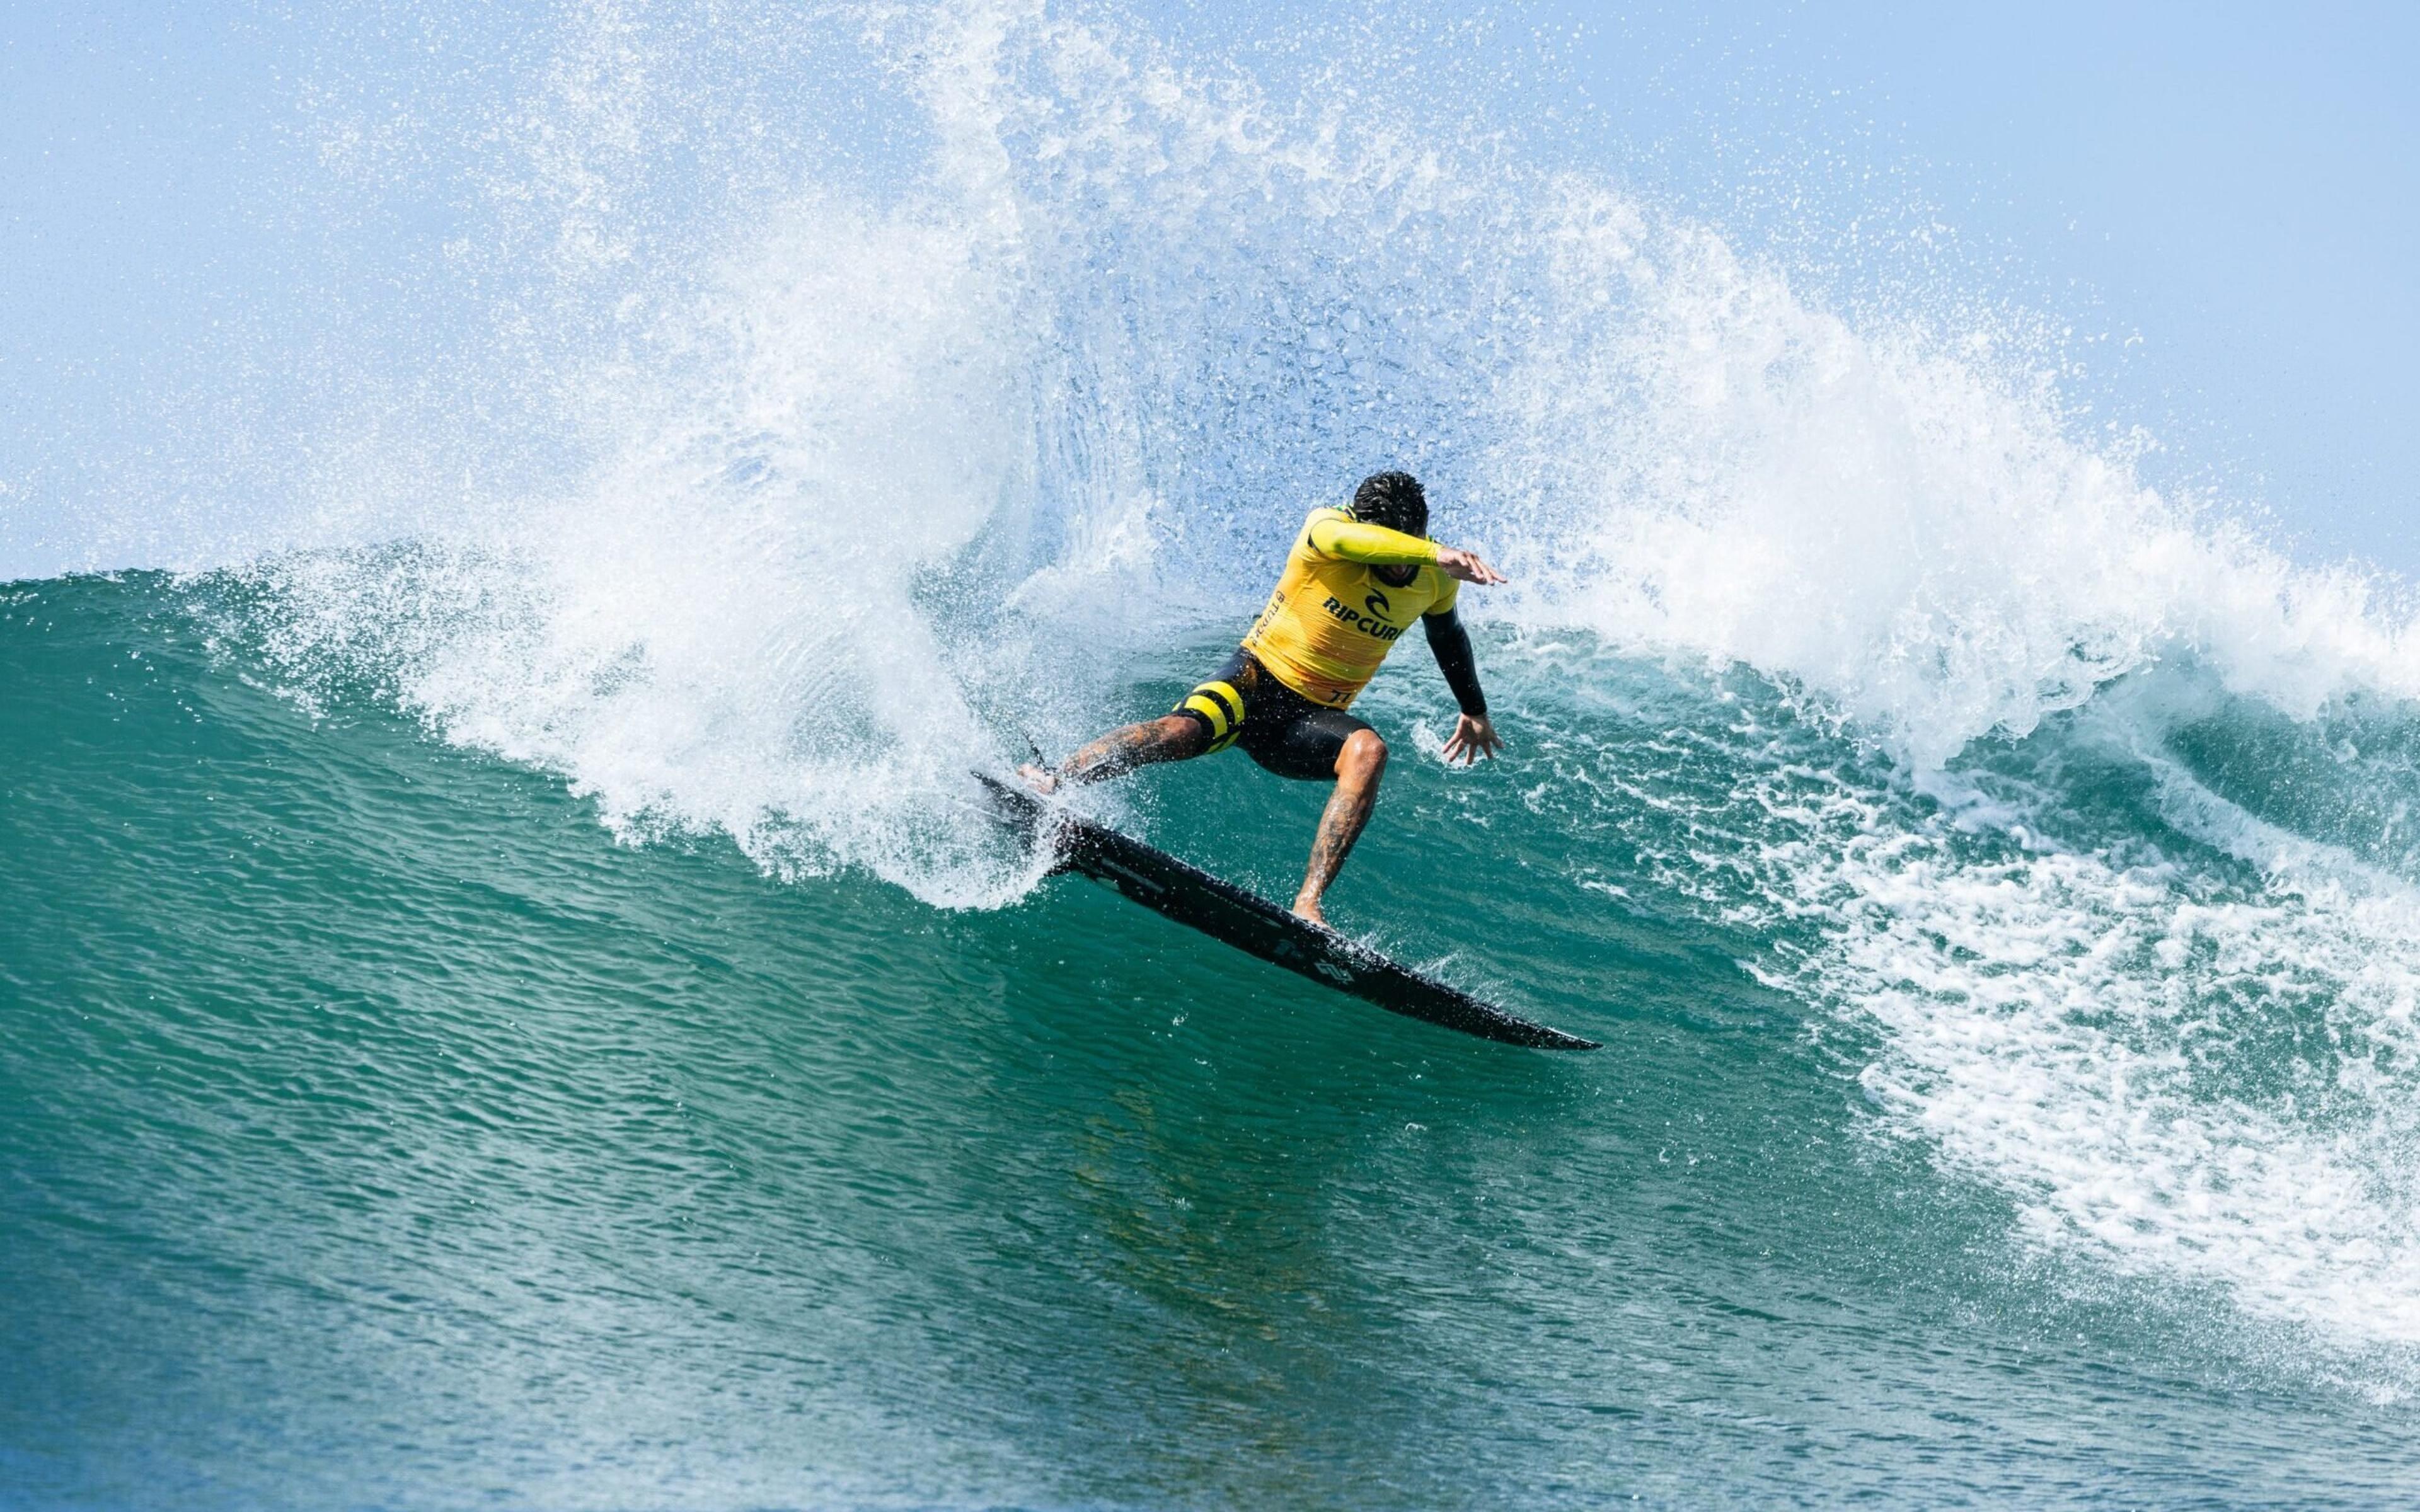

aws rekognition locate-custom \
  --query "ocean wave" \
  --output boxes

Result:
[111,0,2420,1374]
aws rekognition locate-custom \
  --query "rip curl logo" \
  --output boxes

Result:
[1364,588,1392,618]
[1321,595,1405,641]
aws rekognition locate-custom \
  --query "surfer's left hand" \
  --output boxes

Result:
[1443,713,1502,764]
[1434,546,1507,586]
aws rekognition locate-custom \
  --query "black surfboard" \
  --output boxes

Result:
[975,773,1599,1050]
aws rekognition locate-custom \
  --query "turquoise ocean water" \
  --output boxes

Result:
[11,5,2420,1506]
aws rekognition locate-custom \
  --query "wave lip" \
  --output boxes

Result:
[1497,229,2420,768]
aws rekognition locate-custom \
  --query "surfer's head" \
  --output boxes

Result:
[1350,471,1428,538]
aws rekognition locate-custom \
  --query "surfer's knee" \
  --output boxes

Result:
[1338,728,1388,782]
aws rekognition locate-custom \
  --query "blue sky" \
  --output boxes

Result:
[3,1,2414,577]
[1545,0,2420,570]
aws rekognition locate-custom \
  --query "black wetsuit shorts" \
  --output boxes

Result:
[1172,648,1373,782]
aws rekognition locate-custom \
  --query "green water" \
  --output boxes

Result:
[6,575,2418,1508]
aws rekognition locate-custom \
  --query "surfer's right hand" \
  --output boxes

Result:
[1436,546,1507,586]
[1015,762,1061,795]
[1443,713,1503,765]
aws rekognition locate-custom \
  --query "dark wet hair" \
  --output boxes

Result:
[1349,471,1429,537]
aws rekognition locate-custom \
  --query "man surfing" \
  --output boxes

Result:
[1020,471,1506,925]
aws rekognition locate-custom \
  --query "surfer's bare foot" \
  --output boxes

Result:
[1287,730,1383,934]
[1015,762,1060,795]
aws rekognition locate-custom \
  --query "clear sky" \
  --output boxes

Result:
[1542,0,2420,572]
[3,0,2414,577]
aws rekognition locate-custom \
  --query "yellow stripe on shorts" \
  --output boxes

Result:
[1177,680,1245,752]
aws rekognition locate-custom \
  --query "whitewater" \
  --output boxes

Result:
[8,2,2420,1506]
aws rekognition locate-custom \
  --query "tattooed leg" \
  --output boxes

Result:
[1019,714,1210,793]
[1292,728,1388,925]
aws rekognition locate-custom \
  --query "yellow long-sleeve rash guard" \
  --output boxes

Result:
[1239,507,1461,707]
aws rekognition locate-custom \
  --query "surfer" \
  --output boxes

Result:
[1021,471,1506,925]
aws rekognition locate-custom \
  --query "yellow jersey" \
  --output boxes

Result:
[1240,508,1461,708]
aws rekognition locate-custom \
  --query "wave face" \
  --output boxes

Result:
[10,3,2420,1506]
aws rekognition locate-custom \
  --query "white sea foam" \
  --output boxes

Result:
[1484,198,2420,768]
[1789,763,2420,1353]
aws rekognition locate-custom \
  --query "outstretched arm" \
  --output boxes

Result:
[1307,515,1508,584]
[1423,609,1502,764]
